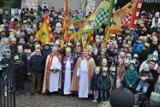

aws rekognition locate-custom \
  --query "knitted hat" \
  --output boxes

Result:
[124,59,130,64]
[11,37,16,41]
[102,58,107,65]
[100,35,104,40]
[56,22,62,27]
[144,64,149,69]
[155,12,160,17]
[133,54,138,58]
[153,51,158,56]
[110,88,135,107]
[130,60,135,65]
[126,54,132,60]
[95,66,100,72]
[119,52,125,58]
[18,45,23,50]
[148,54,153,58]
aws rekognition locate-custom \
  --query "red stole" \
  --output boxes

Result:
[45,53,62,91]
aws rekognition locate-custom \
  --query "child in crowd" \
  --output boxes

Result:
[136,64,153,95]
[90,66,101,103]
[98,67,111,101]
[125,60,139,93]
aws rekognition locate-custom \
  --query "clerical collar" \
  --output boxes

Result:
[83,56,89,60]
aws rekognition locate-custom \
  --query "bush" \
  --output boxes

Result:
[0,0,4,7]
[11,0,21,8]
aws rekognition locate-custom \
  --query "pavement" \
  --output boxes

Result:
[16,92,99,107]
[15,82,138,107]
[15,81,98,107]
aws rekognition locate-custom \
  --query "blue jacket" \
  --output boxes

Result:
[42,48,52,60]
[133,42,143,54]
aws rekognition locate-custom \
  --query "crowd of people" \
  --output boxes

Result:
[0,2,160,107]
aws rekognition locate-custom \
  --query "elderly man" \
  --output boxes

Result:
[71,49,96,98]
[62,47,76,95]
[42,46,62,94]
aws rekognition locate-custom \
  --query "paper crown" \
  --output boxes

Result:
[111,34,116,38]
[66,47,71,52]
[14,55,19,61]
[35,44,41,49]
[140,23,145,28]
[52,46,58,51]
[43,42,52,46]
[102,67,108,71]
[144,42,150,47]
[152,36,158,41]
[110,67,116,72]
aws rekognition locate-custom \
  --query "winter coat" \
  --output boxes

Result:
[139,70,153,86]
[149,44,158,54]
[10,44,18,57]
[90,73,100,90]
[125,69,139,88]
[139,49,150,64]
[97,75,111,91]
[0,57,11,71]
[42,48,52,60]
[29,55,45,74]
[133,42,143,54]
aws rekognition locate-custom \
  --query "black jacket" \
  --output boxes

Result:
[90,73,100,90]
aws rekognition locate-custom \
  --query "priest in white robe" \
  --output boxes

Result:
[71,49,96,98]
[42,46,62,93]
[62,47,76,95]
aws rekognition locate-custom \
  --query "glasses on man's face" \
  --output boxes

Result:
[36,51,41,53]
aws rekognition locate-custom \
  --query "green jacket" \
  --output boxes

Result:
[125,69,139,88]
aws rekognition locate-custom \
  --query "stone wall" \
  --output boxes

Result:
[38,0,104,10]
[39,0,81,10]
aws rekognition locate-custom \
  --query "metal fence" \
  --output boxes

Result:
[0,62,16,107]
